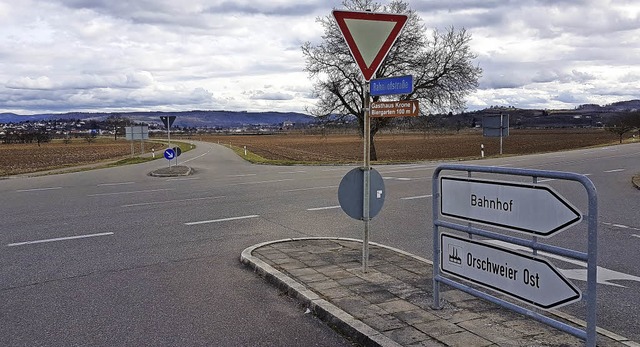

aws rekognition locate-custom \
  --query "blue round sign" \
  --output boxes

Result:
[163,148,176,160]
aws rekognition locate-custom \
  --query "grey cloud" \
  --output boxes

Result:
[532,69,596,84]
[248,90,294,101]
[204,1,327,16]
[0,85,213,113]
[6,72,155,91]
[554,91,587,104]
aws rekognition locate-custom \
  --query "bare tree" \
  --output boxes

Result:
[302,0,482,160]
[606,113,640,144]
[105,114,132,140]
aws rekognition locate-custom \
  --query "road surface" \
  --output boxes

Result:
[1,141,639,345]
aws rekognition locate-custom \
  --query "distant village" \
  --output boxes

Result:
[1,99,639,144]
[0,117,301,144]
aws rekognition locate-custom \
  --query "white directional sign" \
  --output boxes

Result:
[441,233,581,310]
[440,176,582,237]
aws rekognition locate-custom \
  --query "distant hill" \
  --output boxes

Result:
[0,110,316,128]
[1,99,638,129]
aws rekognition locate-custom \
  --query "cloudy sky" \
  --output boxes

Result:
[1,0,638,115]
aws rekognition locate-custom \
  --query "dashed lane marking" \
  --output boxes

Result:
[401,195,433,200]
[185,215,260,226]
[7,232,114,247]
[307,206,341,211]
[284,185,337,192]
[88,188,174,197]
[16,187,62,193]
[602,222,640,231]
[98,182,135,187]
[121,196,226,208]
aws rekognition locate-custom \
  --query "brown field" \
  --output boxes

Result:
[0,139,165,176]
[195,128,621,163]
[0,129,624,176]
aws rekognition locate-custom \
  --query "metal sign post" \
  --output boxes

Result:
[333,10,408,273]
[362,81,371,273]
[160,116,176,168]
[483,114,509,155]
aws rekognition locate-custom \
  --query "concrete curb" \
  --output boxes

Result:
[241,237,402,347]
[149,165,192,177]
[241,237,639,347]
[632,173,640,190]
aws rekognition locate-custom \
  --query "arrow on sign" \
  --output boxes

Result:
[370,100,419,117]
[333,10,408,81]
[164,148,175,160]
[440,176,582,237]
[441,233,581,310]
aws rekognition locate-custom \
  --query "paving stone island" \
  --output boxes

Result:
[149,165,192,177]
[241,238,639,347]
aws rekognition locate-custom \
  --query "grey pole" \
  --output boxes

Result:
[362,81,371,273]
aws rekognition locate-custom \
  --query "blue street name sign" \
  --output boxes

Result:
[164,148,175,160]
[370,75,413,96]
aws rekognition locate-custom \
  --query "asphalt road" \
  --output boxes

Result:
[1,140,639,345]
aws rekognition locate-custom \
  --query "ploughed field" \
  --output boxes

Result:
[197,129,619,163]
[0,129,621,176]
[0,139,164,176]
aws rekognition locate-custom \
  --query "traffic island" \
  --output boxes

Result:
[241,238,636,346]
[633,173,640,190]
[149,165,192,177]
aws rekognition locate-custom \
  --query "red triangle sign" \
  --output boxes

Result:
[333,10,408,81]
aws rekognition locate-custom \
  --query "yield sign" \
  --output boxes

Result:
[160,116,176,128]
[333,10,408,81]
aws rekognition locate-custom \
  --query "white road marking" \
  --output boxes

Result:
[16,187,62,193]
[98,182,135,187]
[279,170,307,174]
[88,188,174,197]
[537,178,556,183]
[166,177,200,182]
[383,177,412,181]
[380,167,435,174]
[602,222,640,231]
[185,215,260,226]
[633,234,640,239]
[307,206,341,211]
[122,196,225,208]
[7,232,114,247]
[284,185,337,192]
[604,169,625,173]
[228,179,294,186]
[487,240,640,288]
[181,148,211,164]
[401,194,433,200]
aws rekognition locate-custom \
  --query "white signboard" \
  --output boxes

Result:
[125,126,149,141]
[441,233,581,310]
[440,176,581,237]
